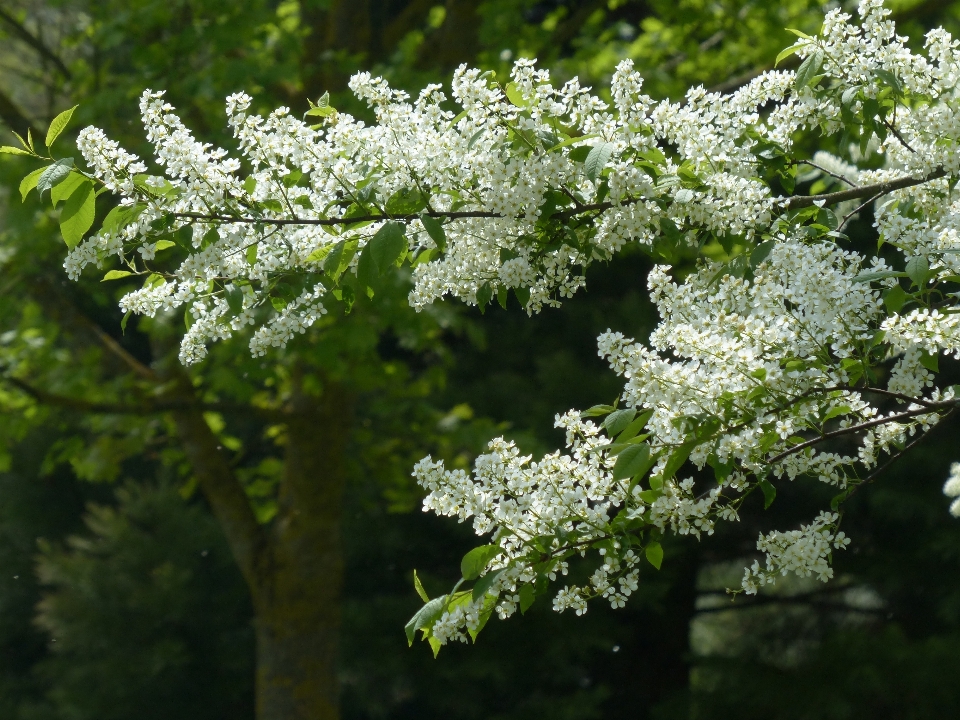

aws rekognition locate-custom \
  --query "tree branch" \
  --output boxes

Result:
[170,169,948,231]
[765,401,955,466]
[169,396,272,597]
[783,168,947,209]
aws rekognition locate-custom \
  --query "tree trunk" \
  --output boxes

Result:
[163,359,350,720]
[255,372,350,720]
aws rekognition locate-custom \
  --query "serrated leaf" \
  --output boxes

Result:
[661,442,695,482]
[604,408,636,437]
[369,221,407,273]
[645,541,663,570]
[36,158,74,196]
[413,570,430,602]
[581,404,616,418]
[0,145,32,156]
[420,214,447,252]
[50,171,87,206]
[504,82,528,107]
[386,187,426,215]
[45,105,79,148]
[405,596,447,645]
[883,284,909,313]
[101,270,133,282]
[477,282,492,312]
[612,442,653,481]
[616,409,654,442]
[19,166,46,201]
[759,479,777,509]
[472,568,504,601]
[776,42,806,67]
[822,405,851,422]
[920,350,940,373]
[853,270,907,284]
[584,142,614,183]
[795,49,824,91]
[59,180,95,248]
[905,255,930,288]
[519,584,536,614]
[749,240,776,268]
[461,544,502,581]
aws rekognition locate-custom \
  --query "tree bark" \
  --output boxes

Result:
[160,361,350,720]
[255,371,350,720]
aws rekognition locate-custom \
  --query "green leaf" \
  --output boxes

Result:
[786,27,811,39]
[282,169,302,188]
[616,409,654,442]
[304,105,336,118]
[505,82,528,107]
[420,214,447,252]
[822,405,851,422]
[853,270,907,283]
[405,596,447,646]
[920,349,940,373]
[581,404,615,418]
[369,221,407,273]
[472,568,504,601]
[120,310,132,335]
[883,284,909,313]
[45,105,79,148]
[477,282,493,312]
[461,544,502,581]
[603,408,636,437]
[759,479,777,509]
[101,270,133,282]
[386,188,426,216]
[584,142,614,183]
[413,570,430,602]
[36,158,74,196]
[612,442,653,481]
[749,240,776,268]
[794,49,824,91]
[905,255,930,288]
[246,244,258,265]
[59,180,96,248]
[102,203,145,236]
[0,145,32,156]
[50,171,87,206]
[776,42,806,67]
[356,245,379,287]
[243,176,256,194]
[645,541,663,570]
[19,166,47,201]
[873,68,902,96]
[322,239,357,281]
[551,133,599,151]
[660,442,695,482]
[518,584,536,614]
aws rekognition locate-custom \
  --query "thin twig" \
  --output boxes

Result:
[799,159,857,187]
[766,401,955,465]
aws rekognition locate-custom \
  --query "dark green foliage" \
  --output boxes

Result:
[32,483,255,720]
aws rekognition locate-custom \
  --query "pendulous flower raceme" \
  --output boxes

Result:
[6,0,960,653]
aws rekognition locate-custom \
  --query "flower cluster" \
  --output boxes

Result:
[43,0,960,647]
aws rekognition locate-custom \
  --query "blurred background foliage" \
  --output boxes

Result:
[1,0,960,718]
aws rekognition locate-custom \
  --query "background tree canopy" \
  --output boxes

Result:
[1,1,960,719]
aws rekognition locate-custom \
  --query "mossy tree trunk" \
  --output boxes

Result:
[169,367,350,720]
